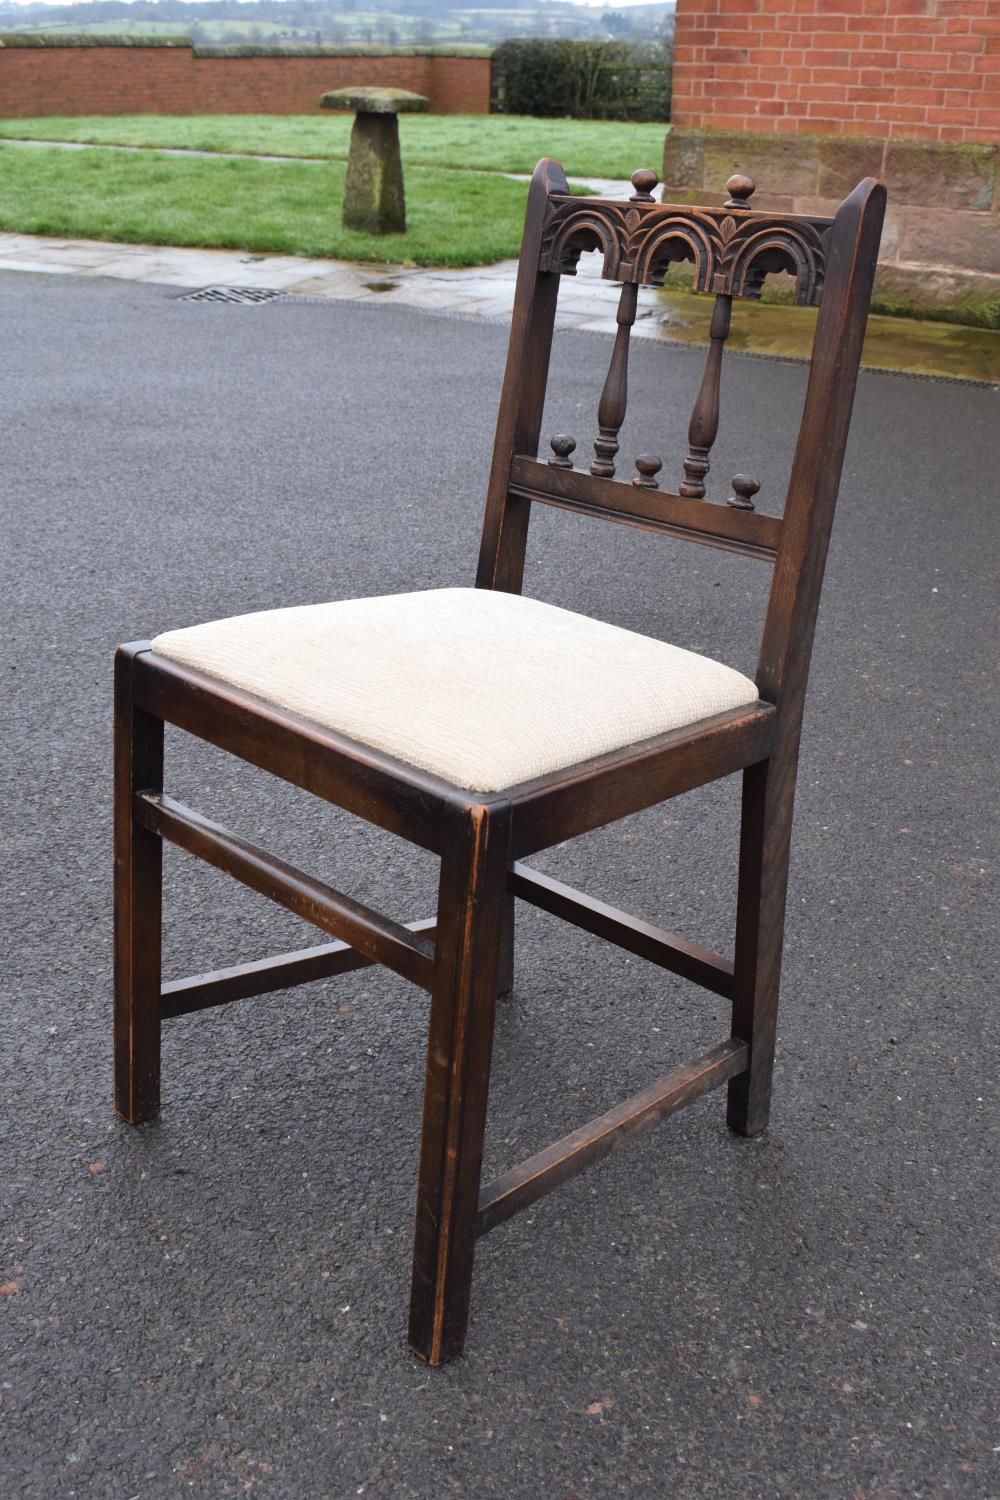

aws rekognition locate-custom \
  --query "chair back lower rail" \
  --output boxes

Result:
[136,792,435,991]
[509,455,781,562]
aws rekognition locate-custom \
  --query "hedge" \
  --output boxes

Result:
[492,39,670,123]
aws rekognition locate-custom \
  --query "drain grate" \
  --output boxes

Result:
[180,286,284,305]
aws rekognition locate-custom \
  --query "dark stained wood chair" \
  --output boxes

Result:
[114,160,886,1366]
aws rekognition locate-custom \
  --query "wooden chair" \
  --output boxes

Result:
[114,161,886,1366]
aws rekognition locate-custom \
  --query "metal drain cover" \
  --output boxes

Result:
[180,286,283,305]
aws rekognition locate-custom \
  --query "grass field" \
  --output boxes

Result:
[0,142,561,265]
[4,20,190,35]
[0,114,669,179]
[9,19,469,42]
[7,15,474,42]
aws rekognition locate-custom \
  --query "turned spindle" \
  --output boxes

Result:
[728,474,760,511]
[633,455,663,490]
[676,177,755,499]
[549,434,577,469]
[679,292,732,499]
[591,281,639,478]
[629,168,659,204]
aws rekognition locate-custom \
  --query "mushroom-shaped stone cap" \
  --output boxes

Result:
[320,86,429,114]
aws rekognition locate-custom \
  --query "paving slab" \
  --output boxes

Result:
[0,257,76,275]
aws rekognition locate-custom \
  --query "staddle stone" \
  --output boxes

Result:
[320,86,429,235]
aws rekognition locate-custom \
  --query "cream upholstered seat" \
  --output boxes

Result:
[151,587,759,794]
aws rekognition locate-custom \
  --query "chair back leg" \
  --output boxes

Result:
[408,802,512,1365]
[497,890,516,1000]
[727,756,796,1136]
[113,645,164,1124]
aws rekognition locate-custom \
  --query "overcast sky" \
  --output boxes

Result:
[5,1,674,7]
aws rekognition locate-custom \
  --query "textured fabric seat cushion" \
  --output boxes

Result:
[151,588,759,793]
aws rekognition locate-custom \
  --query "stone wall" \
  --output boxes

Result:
[667,1,999,324]
[663,127,1000,326]
[0,39,492,117]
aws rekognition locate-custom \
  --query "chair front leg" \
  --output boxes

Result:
[113,645,164,1124]
[727,756,795,1138]
[408,801,512,1365]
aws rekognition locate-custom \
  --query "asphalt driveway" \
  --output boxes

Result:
[2,272,997,1499]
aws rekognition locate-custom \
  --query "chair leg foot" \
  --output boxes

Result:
[113,647,163,1125]
[726,1068,772,1138]
[408,804,511,1366]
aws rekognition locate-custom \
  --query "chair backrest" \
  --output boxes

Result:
[477,159,886,728]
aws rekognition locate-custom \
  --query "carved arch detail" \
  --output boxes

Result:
[540,196,832,306]
[542,206,628,280]
[633,218,719,293]
[726,226,826,304]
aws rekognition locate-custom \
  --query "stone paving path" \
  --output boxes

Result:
[0,226,666,336]
[0,137,631,196]
[2,137,327,164]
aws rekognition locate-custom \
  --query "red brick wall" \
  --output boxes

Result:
[0,44,492,118]
[0,44,196,116]
[672,0,1000,144]
[192,55,438,113]
[428,55,494,114]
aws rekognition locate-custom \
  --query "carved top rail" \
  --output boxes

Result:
[540,170,833,306]
[521,169,834,540]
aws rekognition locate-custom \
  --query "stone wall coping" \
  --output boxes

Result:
[0,35,491,58]
[197,44,490,59]
[0,33,189,48]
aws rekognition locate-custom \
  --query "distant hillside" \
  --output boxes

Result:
[0,0,675,48]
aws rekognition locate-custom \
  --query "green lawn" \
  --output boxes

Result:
[0,113,668,179]
[0,142,557,265]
